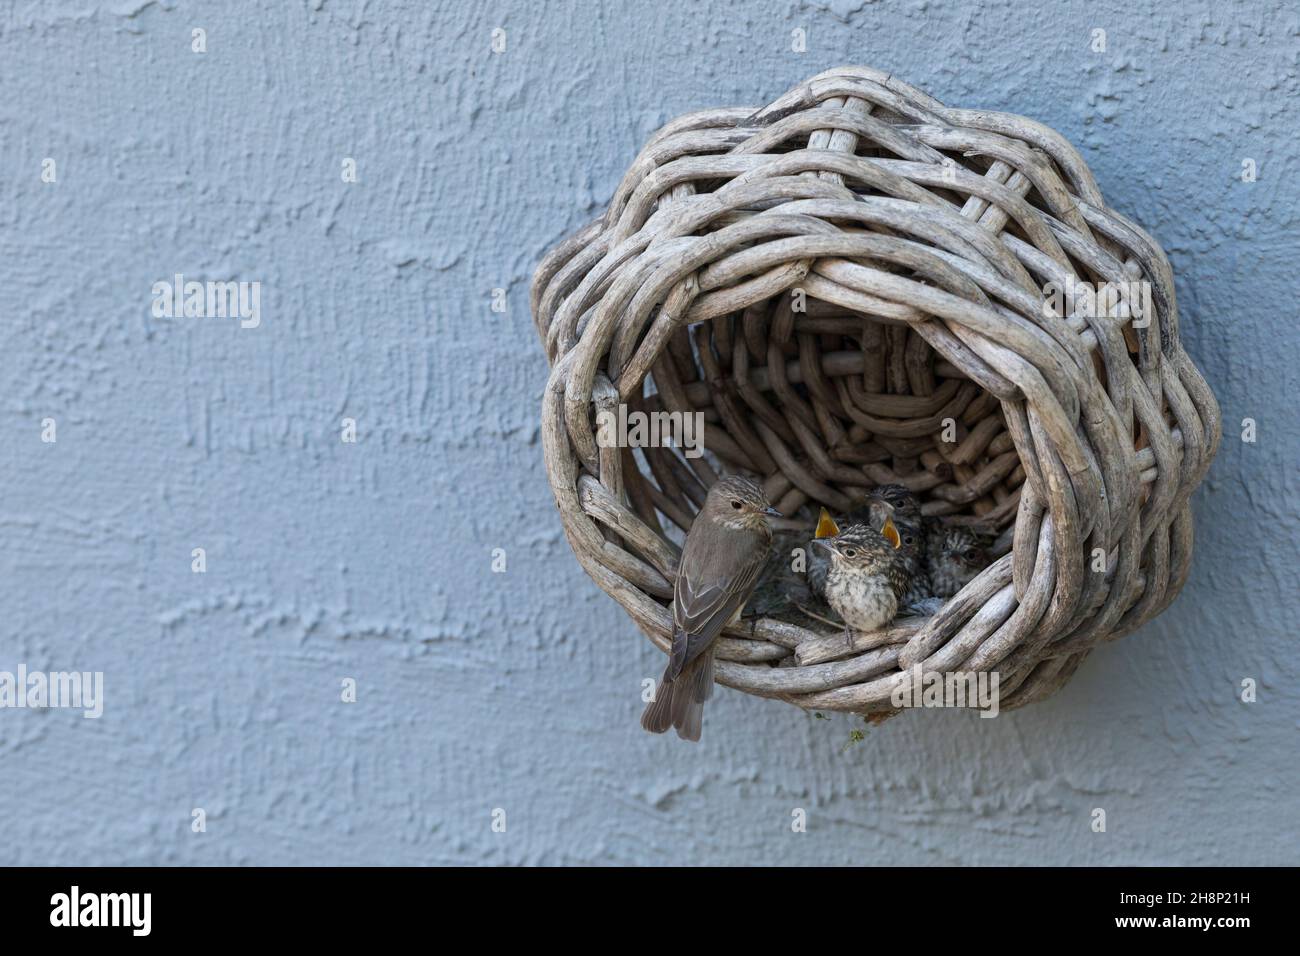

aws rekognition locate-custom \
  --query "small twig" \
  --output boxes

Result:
[794,603,843,631]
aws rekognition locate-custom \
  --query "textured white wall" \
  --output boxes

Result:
[1,0,1296,864]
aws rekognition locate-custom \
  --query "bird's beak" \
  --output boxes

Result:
[812,538,835,555]
[881,516,902,550]
[762,505,782,518]
[814,507,840,539]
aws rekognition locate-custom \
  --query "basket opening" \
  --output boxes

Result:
[624,290,1023,635]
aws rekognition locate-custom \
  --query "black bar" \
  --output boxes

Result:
[0,866,1283,941]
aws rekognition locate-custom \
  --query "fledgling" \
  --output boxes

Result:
[807,484,928,605]
[862,484,924,540]
[925,521,993,598]
[804,506,841,601]
[861,484,930,607]
[641,475,779,741]
[815,518,909,646]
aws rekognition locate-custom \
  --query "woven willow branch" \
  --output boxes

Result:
[531,66,1220,715]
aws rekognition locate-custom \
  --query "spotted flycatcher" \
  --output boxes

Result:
[641,475,779,741]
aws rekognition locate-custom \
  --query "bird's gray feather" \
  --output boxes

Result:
[668,523,768,680]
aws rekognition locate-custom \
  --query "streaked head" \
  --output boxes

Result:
[932,524,990,570]
[706,475,780,529]
[813,522,899,572]
[866,484,918,515]
[865,484,922,550]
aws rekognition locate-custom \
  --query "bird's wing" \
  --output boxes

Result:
[667,543,765,681]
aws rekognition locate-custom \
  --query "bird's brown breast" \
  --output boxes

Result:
[825,565,898,630]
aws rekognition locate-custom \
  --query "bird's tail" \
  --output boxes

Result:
[640,648,715,742]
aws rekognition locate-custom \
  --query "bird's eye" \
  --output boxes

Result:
[731,500,743,510]
[963,548,978,560]
[843,548,857,558]
[903,535,915,545]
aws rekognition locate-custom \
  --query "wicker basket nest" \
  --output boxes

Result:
[531,66,1220,716]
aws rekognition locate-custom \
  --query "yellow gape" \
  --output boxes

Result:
[814,508,840,540]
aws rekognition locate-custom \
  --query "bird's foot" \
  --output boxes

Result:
[843,624,855,648]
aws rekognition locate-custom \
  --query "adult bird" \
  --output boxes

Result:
[641,475,780,741]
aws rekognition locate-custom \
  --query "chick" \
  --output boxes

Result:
[804,506,841,602]
[814,517,909,646]
[806,484,928,609]
[924,521,993,598]
[861,484,925,541]
[860,484,930,608]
